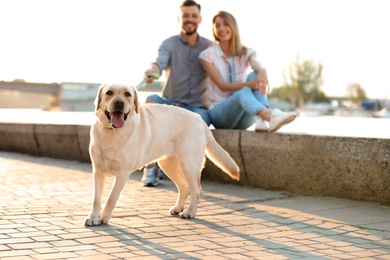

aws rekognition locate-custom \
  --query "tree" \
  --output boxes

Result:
[346,82,367,105]
[269,54,327,107]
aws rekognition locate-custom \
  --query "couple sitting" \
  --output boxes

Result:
[141,1,296,186]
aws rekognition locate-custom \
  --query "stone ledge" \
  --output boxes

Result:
[1,122,389,204]
[0,123,40,156]
[204,130,390,204]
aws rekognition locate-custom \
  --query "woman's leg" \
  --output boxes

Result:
[210,87,265,129]
[234,84,270,129]
[209,94,246,129]
[245,72,273,121]
[246,71,269,109]
[246,71,297,131]
[234,113,255,129]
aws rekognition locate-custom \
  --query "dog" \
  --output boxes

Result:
[84,83,240,226]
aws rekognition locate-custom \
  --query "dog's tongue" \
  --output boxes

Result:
[111,112,125,128]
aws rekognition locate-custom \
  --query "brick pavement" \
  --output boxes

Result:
[1,151,390,259]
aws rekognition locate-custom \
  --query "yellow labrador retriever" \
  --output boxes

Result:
[84,83,240,226]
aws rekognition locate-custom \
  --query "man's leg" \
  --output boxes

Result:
[141,162,159,187]
[141,94,175,186]
[146,94,176,105]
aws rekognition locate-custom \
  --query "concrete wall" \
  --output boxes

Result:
[203,130,390,204]
[1,123,389,204]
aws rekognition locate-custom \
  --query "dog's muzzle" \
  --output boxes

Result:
[105,99,129,128]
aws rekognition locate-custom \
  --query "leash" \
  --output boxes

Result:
[135,72,160,90]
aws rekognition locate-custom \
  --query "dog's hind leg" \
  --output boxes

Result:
[178,160,203,219]
[99,174,128,225]
[159,157,188,216]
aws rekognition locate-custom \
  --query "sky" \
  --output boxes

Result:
[1,0,389,99]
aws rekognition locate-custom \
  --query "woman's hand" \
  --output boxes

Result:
[248,53,269,95]
[257,68,269,95]
[247,78,260,90]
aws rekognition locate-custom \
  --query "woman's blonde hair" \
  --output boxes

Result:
[212,11,247,57]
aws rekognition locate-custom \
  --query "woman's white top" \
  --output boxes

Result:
[199,44,255,109]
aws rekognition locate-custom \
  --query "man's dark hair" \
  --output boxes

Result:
[180,0,201,12]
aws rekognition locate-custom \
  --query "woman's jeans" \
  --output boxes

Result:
[145,94,211,126]
[210,72,269,129]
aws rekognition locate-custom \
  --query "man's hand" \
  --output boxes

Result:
[144,64,161,83]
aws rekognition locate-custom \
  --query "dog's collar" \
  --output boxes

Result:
[97,120,114,130]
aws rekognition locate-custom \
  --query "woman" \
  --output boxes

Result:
[199,11,296,132]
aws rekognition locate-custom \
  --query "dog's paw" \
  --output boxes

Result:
[84,217,99,226]
[169,205,183,215]
[84,217,107,226]
[178,210,195,219]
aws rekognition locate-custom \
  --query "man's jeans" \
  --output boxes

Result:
[145,94,211,126]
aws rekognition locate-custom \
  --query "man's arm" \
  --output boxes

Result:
[144,39,171,83]
[144,63,162,83]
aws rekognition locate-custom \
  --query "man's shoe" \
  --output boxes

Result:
[157,169,167,180]
[254,116,268,132]
[141,165,158,187]
[269,109,296,132]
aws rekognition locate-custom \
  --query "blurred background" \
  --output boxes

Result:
[1,0,389,121]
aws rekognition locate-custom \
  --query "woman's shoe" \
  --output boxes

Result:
[269,109,296,132]
[254,116,268,132]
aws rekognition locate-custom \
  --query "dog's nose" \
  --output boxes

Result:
[115,99,124,105]
[114,99,124,110]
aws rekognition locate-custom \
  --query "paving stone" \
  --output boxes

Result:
[0,151,389,259]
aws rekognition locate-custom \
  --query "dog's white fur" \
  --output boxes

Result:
[84,83,240,226]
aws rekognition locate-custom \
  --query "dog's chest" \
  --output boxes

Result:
[99,146,126,174]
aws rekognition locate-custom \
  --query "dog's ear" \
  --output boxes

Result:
[133,86,140,114]
[94,84,105,111]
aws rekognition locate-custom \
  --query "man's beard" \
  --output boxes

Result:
[184,29,198,35]
[183,22,198,35]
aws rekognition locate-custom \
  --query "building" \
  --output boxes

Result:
[0,80,162,111]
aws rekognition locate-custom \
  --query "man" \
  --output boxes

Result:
[141,0,212,187]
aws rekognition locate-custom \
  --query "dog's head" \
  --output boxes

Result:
[94,84,139,129]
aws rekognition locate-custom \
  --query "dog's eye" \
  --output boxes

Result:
[125,92,131,97]
[106,90,113,96]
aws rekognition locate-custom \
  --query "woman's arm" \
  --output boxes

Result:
[201,59,258,91]
[249,52,269,95]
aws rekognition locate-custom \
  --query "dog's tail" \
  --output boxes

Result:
[204,125,240,181]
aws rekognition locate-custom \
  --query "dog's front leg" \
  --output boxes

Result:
[99,174,128,225]
[85,170,106,226]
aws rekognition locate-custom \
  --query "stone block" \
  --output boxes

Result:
[0,123,39,155]
[77,125,91,163]
[34,124,81,161]
[202,129,245,185]
[240,132,390,203]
